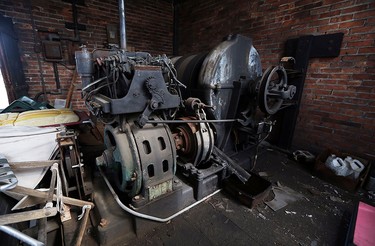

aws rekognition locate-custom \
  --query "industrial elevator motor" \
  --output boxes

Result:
[75,34,296,207]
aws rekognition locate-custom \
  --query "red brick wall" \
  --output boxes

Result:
[0,0,173,110]
[177,0,375,158]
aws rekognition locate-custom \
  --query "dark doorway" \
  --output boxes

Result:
[0,14,28,103]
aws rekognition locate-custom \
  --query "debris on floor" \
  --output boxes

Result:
[265,182,304,211]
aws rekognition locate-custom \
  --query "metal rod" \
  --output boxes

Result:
[52,63,61,90]
[172,1,179,55]
[118,0,127,50]
[0,226,44,246]
[213,146,251,184]
[147,119,238,124]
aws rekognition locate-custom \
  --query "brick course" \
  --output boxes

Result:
[177,0,375,158]
[0,0,173,110]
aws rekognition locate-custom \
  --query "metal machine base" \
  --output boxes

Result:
[93,163,225,245]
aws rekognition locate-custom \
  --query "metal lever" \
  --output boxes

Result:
[212,146,251,183]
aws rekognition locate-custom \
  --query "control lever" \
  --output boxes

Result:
[212,146,251,184]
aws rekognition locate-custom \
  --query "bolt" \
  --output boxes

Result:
[99,218,108,227]
[131,172,137,181]
[151,102,158,109]
[174,179,179,183]
[134,195,140,200]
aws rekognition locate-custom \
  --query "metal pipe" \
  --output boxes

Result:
[72,0,79,40]
[172,0,179,55]
[52,63,61,91]
[118,0,127,50]
[147,119,238,124]
[99,167,221,223]
[0,225,44,246]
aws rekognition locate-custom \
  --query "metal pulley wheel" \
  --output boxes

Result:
[172,117,214,166]
[172,117,199,163]
[64,148,77,178]
[257,65,288,115]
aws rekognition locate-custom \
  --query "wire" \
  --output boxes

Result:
[250,126,272,171]
[104,63,113,98]
[81,76,108,92]
[84,82,115,99]
[98,113,117,125]
[162,58,187,89]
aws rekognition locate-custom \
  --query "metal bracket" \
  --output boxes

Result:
[269,33,344,149]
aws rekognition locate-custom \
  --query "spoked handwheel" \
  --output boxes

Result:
[257,66,288,115]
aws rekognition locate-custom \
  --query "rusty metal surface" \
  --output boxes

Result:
[134,65,161,71]
[172,116,214,166]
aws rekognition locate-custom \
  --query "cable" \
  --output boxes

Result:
[162,58,186,89]
[99,167,221,223]
[250,125,272,171]
[84,81,116,100]
[81,76,108,92]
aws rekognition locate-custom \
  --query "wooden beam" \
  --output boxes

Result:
[0,207,57,226]
[10,186,94,208]
[8,160,59,169]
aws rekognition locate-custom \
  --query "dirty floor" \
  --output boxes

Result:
[123,147,369,246]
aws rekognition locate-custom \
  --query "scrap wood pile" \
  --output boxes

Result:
[0,127,96,246]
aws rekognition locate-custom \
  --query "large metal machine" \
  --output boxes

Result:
[75,33,296,214]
